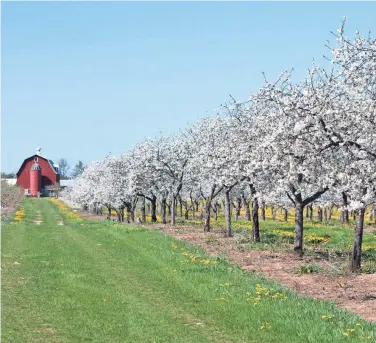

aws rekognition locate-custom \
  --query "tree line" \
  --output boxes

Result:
[63,21,376,273]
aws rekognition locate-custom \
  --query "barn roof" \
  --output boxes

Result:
[16,155,60,176]
[48,159,59,174]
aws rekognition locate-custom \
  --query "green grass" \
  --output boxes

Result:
[2,198,375,343]
[177,213,376,264]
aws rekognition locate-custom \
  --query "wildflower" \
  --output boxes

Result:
[355,323,361,326]
[260,323,272,329]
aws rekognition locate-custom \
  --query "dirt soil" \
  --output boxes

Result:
[79,211,376,323]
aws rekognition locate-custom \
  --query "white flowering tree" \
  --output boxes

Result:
[248,69,345,254]
[153,134,193,225]
[69,160,106,214]
[324,21,376,271]
[183,116,231,232]
[127,139,166,223]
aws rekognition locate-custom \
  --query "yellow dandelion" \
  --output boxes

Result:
[260,322,272,329]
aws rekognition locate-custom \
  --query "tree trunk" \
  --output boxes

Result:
[141,196,146,223]
[324,207,328,222]
[351,208,365,273]
[195,201,199,212]
[309,204,313,221]
[245,201,251,221]
[150,196,157,222]
[235,197,241,221]
[305,206,309,218]
[179,197,183,218]
[107,206,112,221]
[241,192,251,221]
[284,208,288,222]
[261,201,266,221]
[125,204,131,223]
[185,210,189,220]
[167,201,171,216]
[352,211,356,221]
[328,205,333,220]
[252,198,260,242]
[161,198,167,224]
[214,202,218,221]
[120,207,125,222]
[342,192,349,225]
[374,205,376,225]
[224,190,232,237]
[184,202,189,220]
[294,203,304,255]
[318,207,323,222]
[272,206,277,221]
[171,197,177,226]
[204,199,212,232]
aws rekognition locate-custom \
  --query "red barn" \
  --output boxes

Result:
[16,148,60,197]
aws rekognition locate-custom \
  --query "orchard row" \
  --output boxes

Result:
[64,20,376,272]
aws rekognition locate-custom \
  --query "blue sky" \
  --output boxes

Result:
[2,2,376,174]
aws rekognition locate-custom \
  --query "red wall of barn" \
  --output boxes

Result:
[17,156,60,190]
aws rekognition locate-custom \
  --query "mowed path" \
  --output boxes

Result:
[2,199,375,343]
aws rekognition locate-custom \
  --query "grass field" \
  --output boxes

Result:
[2,198,376,342]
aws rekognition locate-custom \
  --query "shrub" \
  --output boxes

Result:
[1,181,24,221]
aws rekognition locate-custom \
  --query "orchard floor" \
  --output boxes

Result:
[78,211,376,323]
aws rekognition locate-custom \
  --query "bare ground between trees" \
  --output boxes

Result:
[78,211,376,323]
